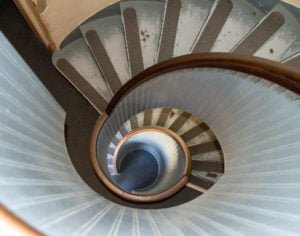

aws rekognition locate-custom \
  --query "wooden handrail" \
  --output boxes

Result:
[0,204,43,236]
[90,53,300,202]
[106,53,300,114]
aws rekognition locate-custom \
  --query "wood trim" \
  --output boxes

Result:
[0,204,43,236]
[282,0,300,8]
[106,53,300,114]
[12,0,56,51]
[90,116,191,202]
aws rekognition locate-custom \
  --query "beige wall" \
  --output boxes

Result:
[282,0,300,8]
[13,0,119,51]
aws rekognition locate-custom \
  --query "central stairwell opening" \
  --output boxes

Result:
[1,0,300,235]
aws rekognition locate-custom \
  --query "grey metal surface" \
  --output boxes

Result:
[210,0,264,52]
[121,0,164,69]
[157,0,181,62]
[81,15,131,84]
[254,3,300,61]
[192,0,233,53]
[284,52,300,67]
[173,0,215,56]
[52,38,112,109]
[231,11,285,55]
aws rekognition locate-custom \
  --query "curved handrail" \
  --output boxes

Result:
[0,204,43,235]
[106,53,300,114]
[90,53,300,202]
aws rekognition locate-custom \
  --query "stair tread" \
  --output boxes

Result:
[234,4,300,62]
[192,0,233,53]
[285,53,300,68]
[80,15,130,87]
[52,38,112,101]
[156,108,172,127]
[264,4,300,62]
[210,0,265,52]
[143,109,153,126]
[189,141,221,156]
[181,123,209,143]
[52,39,110,113]
[173,0,215,57]
[191,170,223,184]
[129,115,139,130]
[168,111,192,133]
[158,0,181,62]
[121,0,164,70]
[56,59,109,113]
[189,175,215,190]
[192,160,224,173]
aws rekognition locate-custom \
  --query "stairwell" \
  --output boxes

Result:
[0,0,300,235]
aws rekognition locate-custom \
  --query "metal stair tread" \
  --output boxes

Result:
[120,0,165,69]
[80,15,130,86]
[52,38,112,104]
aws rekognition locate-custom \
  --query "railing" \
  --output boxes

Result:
[90,53,300,203]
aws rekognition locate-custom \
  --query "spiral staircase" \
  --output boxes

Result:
[1,0,300,235]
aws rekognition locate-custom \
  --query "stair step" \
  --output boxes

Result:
[192,169,223,182]
[285,53,300,67]
[173,0,215,57]
[233,4,300,62]
[168,111,192,133]
[189,175,214,190]
[143,109,153,126]
[129,115,139,130]
[189,141,221,156]
[121,1,164,70]
[111,136,120,147]
[271,4,300,62]
[80,15,130,92]
[192,161,224,173]
[181,123,209,143]
[122,7,144,77]
[108,147,115,156]
[157,0,181,62]
[192,0,233,53]
[231,9,284,56]
[108,165,115,174]
[108,158,114,165]
[156,108,172,127]
[52,38,111,113]
[192,149,224,163]
[119,126,128,137]
[149,108,164,126]
[210,0,266,52]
